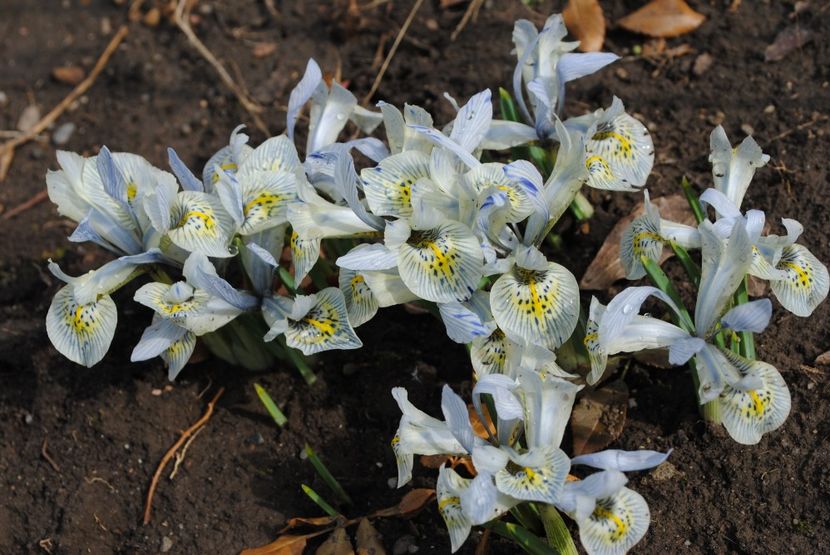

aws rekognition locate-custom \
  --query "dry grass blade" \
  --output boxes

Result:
[563,0,606,52]
[617,0,705,39]
[362,0,425,105]
[173,0,269,136]
[0,25,129,183]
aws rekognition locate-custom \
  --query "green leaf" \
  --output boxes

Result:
[538,504,578,555]
[305,443,353,506]
[680,176,706,224]
[669,241,701,288]
[640,255,695,333]
[301,484,340,517]
[487,520,556,555]
[254,383,288,427]
[498,87,520,123]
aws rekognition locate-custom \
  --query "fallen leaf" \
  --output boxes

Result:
[280,516,339,533]
[241,534,312,555]
[815,351,830,366]
[16,105,41,133]
[253,42,278,58]
[618,0,705,38]
[419,455,449,468]
[571,380,629,456]
[765,25,813,62]
[579,194,694,290]
[469,404,495,439]
[372,489,435,519]
[52,66,86,85]
[563,0,606,52]
[316,528,354,555]
[356,519,386,555]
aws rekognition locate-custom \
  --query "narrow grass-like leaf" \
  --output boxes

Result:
[499,87,521,123]
[305,443,353,506]
[640,255,695,333]
[487,520,556,555]
[569,191,595,221]
[681,176,706,224]
[278,266,298,294]
[276,335,317,385]
[301,484,340,517]
[669,241,701,287]
[254,383,288,427]
[538,504,578,555]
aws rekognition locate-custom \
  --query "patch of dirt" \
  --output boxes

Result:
[1,0,828,553]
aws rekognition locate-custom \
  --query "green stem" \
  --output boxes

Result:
[278,266,299,294]
[734,277,756,360]
[640,256,695,333]
[669,241,701,288]
[277,335,317,385]
[509,506,544,536]
[688,355,722,424]
[681,176,706,224]
[538,505,578,555]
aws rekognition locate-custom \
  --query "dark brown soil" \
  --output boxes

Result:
[1,1,829,553]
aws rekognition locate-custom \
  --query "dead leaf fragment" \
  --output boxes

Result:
[563,0,606,52]
[52,66,86,85]
[618,0,705,38]
[372,489,435,519]
[571,380,629,456]
[253,42,278,58]
[356,519,386,555]
[316,528,354,555]
[580,194,694,290]
[241,533,310,555]
[765,25,813,62]
[815,351,830,366]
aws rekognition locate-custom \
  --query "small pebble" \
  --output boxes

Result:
[393,535,418,555]
[692,53,713,76]
[0,91,7,107]
[627,398,638,409]
[793,518,800,525]
[299,449,308,460]
[740,123,755,136]
[684,540,691,546]
[160,536,173,552]
[375,461,383,468]
[246,432,265,445]
[151,388,163,396]
[387,477,397,489]
[24,413,33,425]
[614,67,629,81]
[101,17,112,35]
[52,122,76,146]
[425,18,439,31]
[17,104,41,132]
[807,381,815,390]
[764,104,776,114]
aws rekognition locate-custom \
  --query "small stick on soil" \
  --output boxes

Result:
[143,387,224,525]
[41,438,61,473]
[0,25,129,184]
[362,0,425,105]
[174,0,269,136]
[169,425,203,479]
[450,0,484,42]
[2,190,49,221]
[767,113,829,144]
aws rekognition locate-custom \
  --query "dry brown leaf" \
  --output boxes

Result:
[579,194,694,290]
[419,454,449,468]
[356,519,386,555]
[372,489,435,519]
[571,380,629,456]
[241,533,312,555]
[316,528,354,555]
[280,516,339,533]
[52,66,86,86]
[563,0,606,52]
[469,404,495,439]
[618,0,705,38]
[765,25,813,62]
[815,351,830,366]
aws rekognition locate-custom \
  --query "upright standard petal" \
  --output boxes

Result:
[396,221,484,303]
[284,288,362,355]
[490,261,579,350]
[46,285,117,367]
[709,125,769,208]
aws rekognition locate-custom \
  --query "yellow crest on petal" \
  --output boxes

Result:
[579,487,650,555]
[285,288,362,355]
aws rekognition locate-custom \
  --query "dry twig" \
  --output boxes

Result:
[169,425,204,479]
[451,0,485,42]
[767,113,829,144]
[0,25,129,183]
[2,190,49,221]
[174,0,269,135]
[362,0,425,105]
[143,387,224,525]
[41,438,61,473]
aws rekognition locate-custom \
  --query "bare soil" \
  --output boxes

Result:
[1,1,828,553]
